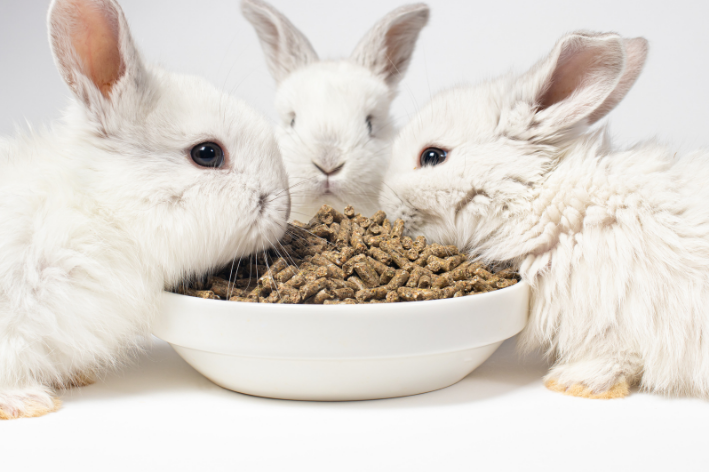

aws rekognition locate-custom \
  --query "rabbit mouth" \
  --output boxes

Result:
[322,179,338,196]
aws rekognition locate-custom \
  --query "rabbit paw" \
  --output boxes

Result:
[545,378,629,399]
[0,387,62,420]
[543,359,633,399]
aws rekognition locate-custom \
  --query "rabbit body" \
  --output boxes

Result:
[0,0,290,419]
[381,32,709,398]
[0,128,162,417]
[242,0,429,219]
[516,135,709,397]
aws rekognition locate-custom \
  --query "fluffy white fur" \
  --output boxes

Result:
[0,0,290,419]
[381,31,709,398]
[241,0,429,219]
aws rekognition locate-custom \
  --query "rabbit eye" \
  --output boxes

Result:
[420,147,448,167]
[191,142,224,168]
[366,115,373,135]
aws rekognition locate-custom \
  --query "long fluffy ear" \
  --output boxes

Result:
[350,3,429,89]
[586,37,648,124]
[241,0,318,83]
[48,0,147,109]
[519,31,648,136]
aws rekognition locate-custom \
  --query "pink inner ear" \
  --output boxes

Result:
[587,37,648,124]
[538,44,605,110]
[382,18,414,78]
[69,0,124,97]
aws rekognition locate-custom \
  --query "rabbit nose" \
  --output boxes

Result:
[313,162,345,176]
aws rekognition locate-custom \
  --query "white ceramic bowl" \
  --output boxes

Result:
[153,281,529,401]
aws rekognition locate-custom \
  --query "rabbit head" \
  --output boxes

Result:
[242,0,429,219]
[48,0,291,284]
[380,31,648,262]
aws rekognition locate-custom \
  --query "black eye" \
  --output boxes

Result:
[366,115,373,135]
[290,116,295,127]
[420,147,448,167]
[191,142,224,168]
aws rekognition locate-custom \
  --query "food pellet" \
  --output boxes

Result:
[275,266,297,283]
[385,291,400,303]
[397,287,438,301]
[347,275,368,291]
[368,247,391,265]
[371,211,386,225]
[353,261,380,287]
[186,289,219,299]
[313,289,334,304]
[300,278,328,300]
[406,267,423,288]
[386,269,410,290]
[391,219,405,239]
[334,288,355,299]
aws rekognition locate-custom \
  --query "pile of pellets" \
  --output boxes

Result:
[178,205,519,304]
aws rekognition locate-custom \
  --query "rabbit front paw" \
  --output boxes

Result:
[0,387,61,420]
[544,378,629,399]
[543,359,633,399]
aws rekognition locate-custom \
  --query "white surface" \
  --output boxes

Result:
[2,337,708,471]
[154,284,528,400]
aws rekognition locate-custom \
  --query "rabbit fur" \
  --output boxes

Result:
[381,30,709,399]
[0,0,290,419]
[241,0,429,220]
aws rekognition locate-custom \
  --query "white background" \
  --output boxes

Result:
[3,0,709,150]
[2,0,709,470]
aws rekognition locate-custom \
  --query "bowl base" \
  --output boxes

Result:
[170,342,503,401]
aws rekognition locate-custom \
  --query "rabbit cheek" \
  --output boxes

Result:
[454,188,490,224]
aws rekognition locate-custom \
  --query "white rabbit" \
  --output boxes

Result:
[382,30,709,399]
[0,0,290,419]
[241,0,429,220]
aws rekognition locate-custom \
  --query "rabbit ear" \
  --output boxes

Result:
[520,32,648,135]
[241,0,318,83]
[48,0,147,109]
[350,3,429,89]
[586,37,648,124]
